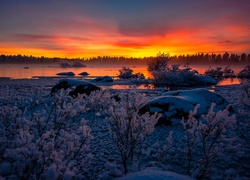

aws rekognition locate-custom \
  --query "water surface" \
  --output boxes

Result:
[0,64,245,86]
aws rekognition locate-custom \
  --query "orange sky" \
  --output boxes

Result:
[0,0,249,58]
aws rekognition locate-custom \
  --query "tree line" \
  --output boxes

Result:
[0,52,250,65]
[170,52,250,65]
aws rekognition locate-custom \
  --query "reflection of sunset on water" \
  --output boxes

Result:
[0,64,244,86]
[217,78,242,86]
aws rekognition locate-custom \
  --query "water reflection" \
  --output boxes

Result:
[217,78,242,86]
[0,64,246,87]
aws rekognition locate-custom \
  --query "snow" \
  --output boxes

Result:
[58,78,96,86]
[194,74,217,84]
[56,72,75,76]
[78,72,89,76]
[91,76,113,83]
[0,78,249,179]
[151,65,217,86]
[143,88,230,124]
[118,167,193,180]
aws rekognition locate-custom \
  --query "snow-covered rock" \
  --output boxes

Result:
[51,79,100,97]
[91,76,113,82]
[118,167,193,180]
[56,72,75,76]
[78,72,89,76]
[139,89,231,125]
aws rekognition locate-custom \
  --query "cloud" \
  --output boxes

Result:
[15,34,91,42]
[117,19,168,37]
[218,40,232,44]
[1,0,250,57]
[114,40,151,48]
[15,34,56,41]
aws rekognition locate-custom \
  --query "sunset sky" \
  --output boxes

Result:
[0,0,250,58]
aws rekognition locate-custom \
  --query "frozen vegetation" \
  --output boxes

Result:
[238,65,250,78]
[118,67,145,80]
[204,66,236,79]
[0,77,250,179]
[146,53,217,86]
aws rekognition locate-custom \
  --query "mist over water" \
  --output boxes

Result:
[0,64,148,79]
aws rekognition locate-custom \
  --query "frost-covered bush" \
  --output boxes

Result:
[118,67,145,79]
[147,52,169,72]
[151,64,216,86]
[238,65,250,78]
[223,66,236,78]
[145,131,173,166]
[0,88,92,179]
[181,105,200,174]
[204,66,236,78]
[204,67,223,78]
[181,104,236,178]
[82,89,117,114]
[240,80,250,106]
[106,91,159,174]
[235,81,250,147]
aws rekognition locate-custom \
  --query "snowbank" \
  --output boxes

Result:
[118,167,193,180]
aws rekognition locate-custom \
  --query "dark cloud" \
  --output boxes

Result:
[117,19,169,37]
[218,40,232,44]
[14,34,91,42]
[15,34,56,41]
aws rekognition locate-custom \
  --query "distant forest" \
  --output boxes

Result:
[0,52,250,66]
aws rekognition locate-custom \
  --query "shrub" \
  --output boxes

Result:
[151,64,216,86]
[147,52,169,72]
[204,67,223,78]
[106,91,159,174]
[118,67,145,79]
[238,65,250,78]
[181,104,236,178]
[0,88,92,179]
[223,66,236,78]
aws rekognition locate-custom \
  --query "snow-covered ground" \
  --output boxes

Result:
[0,78,249,179]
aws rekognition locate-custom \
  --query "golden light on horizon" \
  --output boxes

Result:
[0,1,249,59]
